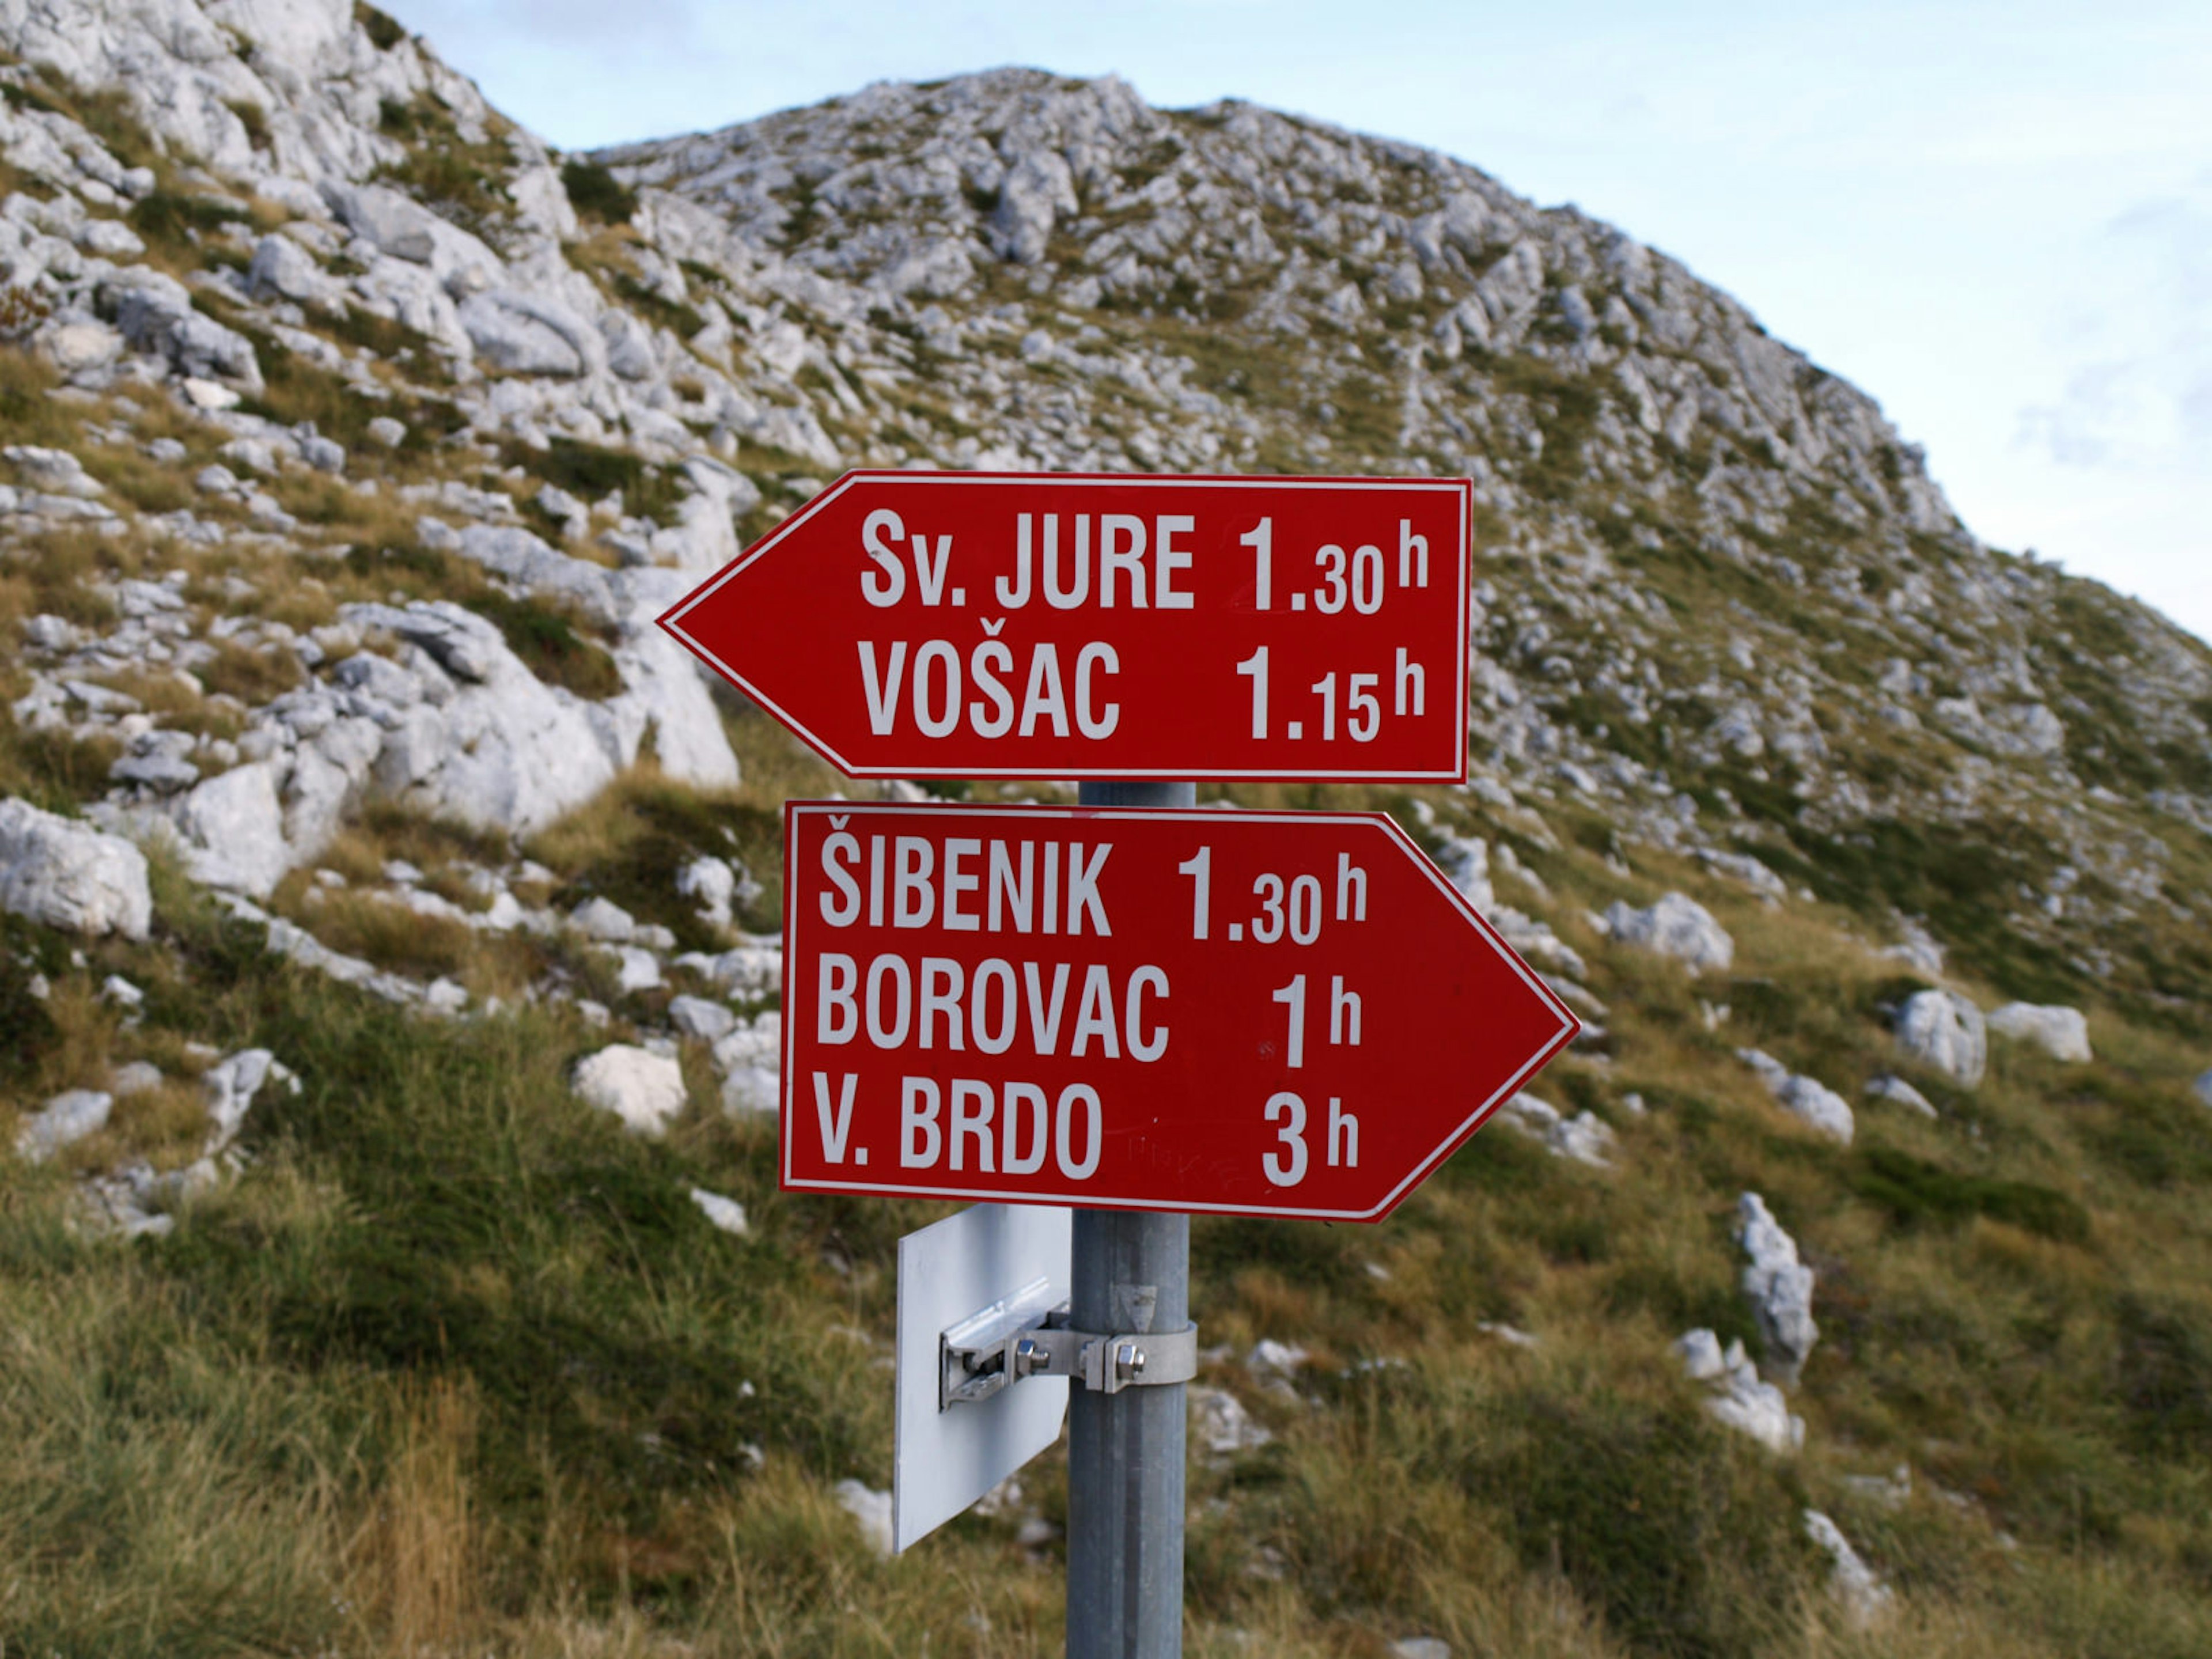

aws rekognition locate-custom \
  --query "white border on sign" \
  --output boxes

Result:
[777,801,1578,1222]
[658,471,1473,782]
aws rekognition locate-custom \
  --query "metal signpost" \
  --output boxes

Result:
[659,468,1575,1658]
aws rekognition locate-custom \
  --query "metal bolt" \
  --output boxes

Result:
[1115,1342,1146,1381]
[1014,1335,1044,1378]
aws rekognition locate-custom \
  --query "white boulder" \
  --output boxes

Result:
[171,762,293,899]
[570,896,638,942]
[669,994,737,1043]
[689,1186,749,1236]
[97,267,263,392]
[714,1012,782,1113]
[1864,1074,1937,1118]
[1894,989,1986,1087]
[353,601,621,835]
[1804,1510,1893,1628]
[202,1048,300,1151]
[1190,1386,1272,1457]
[14,1089,112,1162]
[833,1479,895,1558]
[1987,1002,2092,1063]
[2194,1071,2212,1109]
[1737,1048,1854,1145]
[0,798,153,940]
[1497,1093,1615,1168]
[572,1045,688,1137]
[676,854,737,928]
[1738,1193,1818,1384]
[1679,1330,1804,1453]
[1601,892,1733,972]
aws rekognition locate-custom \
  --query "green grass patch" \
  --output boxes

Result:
[1852,1147,2090,1244]
[560,158,637,225]
[465,592,621,700]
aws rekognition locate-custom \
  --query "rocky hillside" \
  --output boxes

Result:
[4,4,2212,1656]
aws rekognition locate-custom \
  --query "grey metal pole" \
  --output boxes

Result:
[1068,778,1193,1659]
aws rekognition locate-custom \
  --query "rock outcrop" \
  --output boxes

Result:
[1895,990,1987,1088]
[1601,893,1734,973]
[1738,1193,1819,1384]
[1988,1002,2092,1063]
[0,799,153,940]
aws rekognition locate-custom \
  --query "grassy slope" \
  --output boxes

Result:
[5,53,2212,1659]
[6,720,2212,1656]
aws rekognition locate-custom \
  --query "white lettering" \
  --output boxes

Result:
[1075,642,1120,739]
[942,838,980,931]
[972,959,1017,1054]
[1127,965,1169,1061]
[949,1078,994,1171]
[1156,514,1195,608]
[820,831,861,926]
[912,639,960,738]
[858,641,906,736]
[970,641,1015,737]
[1003,1081,1048,1173]
[813,1071,857,1161]
[1020,643,1070,737]
[919,956,964,1050]
[900,1077,941,1167]
[1055,1083,1102,1180]
[1100,514,1147,607]
[861,509,906,606]
[818,953,858,1044]
[1066,842,1111,935]
[866,956,911,1048]
[1070,964,1121,1059]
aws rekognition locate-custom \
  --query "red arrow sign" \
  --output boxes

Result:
[778,801,1577,1221]
[660,471,1469,782]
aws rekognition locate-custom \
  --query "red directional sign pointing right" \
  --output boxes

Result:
[779,801,1578,1221]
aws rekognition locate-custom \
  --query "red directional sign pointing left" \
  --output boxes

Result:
[779,801,1578,1221]
[660,470,1470,782]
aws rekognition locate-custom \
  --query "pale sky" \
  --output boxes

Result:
[392,0,2212,643]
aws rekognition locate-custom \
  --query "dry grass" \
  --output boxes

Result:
[349,1377,482,1652]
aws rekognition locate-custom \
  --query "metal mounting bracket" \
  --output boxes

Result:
[942,1302,1199,1408]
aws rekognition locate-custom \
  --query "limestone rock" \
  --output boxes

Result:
[247,233,342,309]
[572,1045,688,1137]
[96,267,263,392]
[0,797,153,940]
[349,601,620,835]
[1738,1193,1819,1384]
[1674,1327,1727,1382]
[669,994,737,1043]
[15,1089,112,1162]
[1804,1510,1893,1628]
[1191,1386,1272,1457]
[202,1048,300,1152]
[1865,1074,1938,1118]
[1601,892,1734,972]
[676,855,737,928]
[688,1186,749,1236]
[833,1479,895,1558]
[1738,1049,1854,1144]
[1498,1093,1615,1167]
[1679,1330,1804,1453]
[171,762,293,899]
[1988,1002,2092,1063]
[714,1012,781,1113]
[1895,990,1986,1088]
